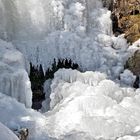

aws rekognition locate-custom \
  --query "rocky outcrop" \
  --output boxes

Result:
[125,50,140,88]
[125,50,140,75]
[13,128,28,140]
[112,0,140,43]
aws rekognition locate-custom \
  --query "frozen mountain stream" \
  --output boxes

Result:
[0,0,140,140]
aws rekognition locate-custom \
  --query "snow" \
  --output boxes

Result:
[0,122,19,140]
[0,39,32,107]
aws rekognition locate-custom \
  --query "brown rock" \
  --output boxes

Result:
[112,0,140,43]
[13,128,29,140]
[125,50,140,75]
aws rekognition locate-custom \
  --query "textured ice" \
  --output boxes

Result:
[0,39,32,107]
[44,69,140,140]
[1,69,140,140]
[0,0,130,78]
[0,0,140,140]
[120,69,136,86]
[0,92,49,140]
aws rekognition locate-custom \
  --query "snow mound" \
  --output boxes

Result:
[0,39,32,107]
[0,122,19,140]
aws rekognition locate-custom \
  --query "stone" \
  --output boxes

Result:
[125,50,140,75]
[111,0,140,43]
[13,128,29,140]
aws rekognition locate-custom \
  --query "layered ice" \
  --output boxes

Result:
[0,39,32,107]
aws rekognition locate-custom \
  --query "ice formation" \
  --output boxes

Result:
[120,69,136,86]
[0,0,129,76]
[45,69,140,140]
[0,122,19,140]
[0,39,32,107]
[1,69,140,140]
[0,92,49,140]
[0,0,140,140]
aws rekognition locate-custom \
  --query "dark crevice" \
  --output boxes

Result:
[133,76,139,88]
[45,58,79,79]
[30,58,79,110]
[30,63,45,110]
[130,10,140,15]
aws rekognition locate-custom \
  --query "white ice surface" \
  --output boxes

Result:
[0,39,32,107]
[0,92,49,140]
[0,0,140,140]
[44,69,140,140]
[1,69,140,140]
[0,122,19,140]
[120,69,136,86]
[0,0,130,78]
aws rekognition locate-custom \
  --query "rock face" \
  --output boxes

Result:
[125,50,140,75]
[112,0,140,43]
[13,128,28,140]
[125,50,140,88]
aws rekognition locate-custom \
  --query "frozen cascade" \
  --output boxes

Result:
[0,0,128,76]
[45,69,140,140]
[0,0,140,140]
[0,39,32,107]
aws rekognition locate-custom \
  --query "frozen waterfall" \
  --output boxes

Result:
[0,0,140,140]
[0,39,32,108]
[0,0,124,75]
[0,0,111,41]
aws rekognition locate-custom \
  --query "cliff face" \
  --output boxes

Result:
[112,0,140,43]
